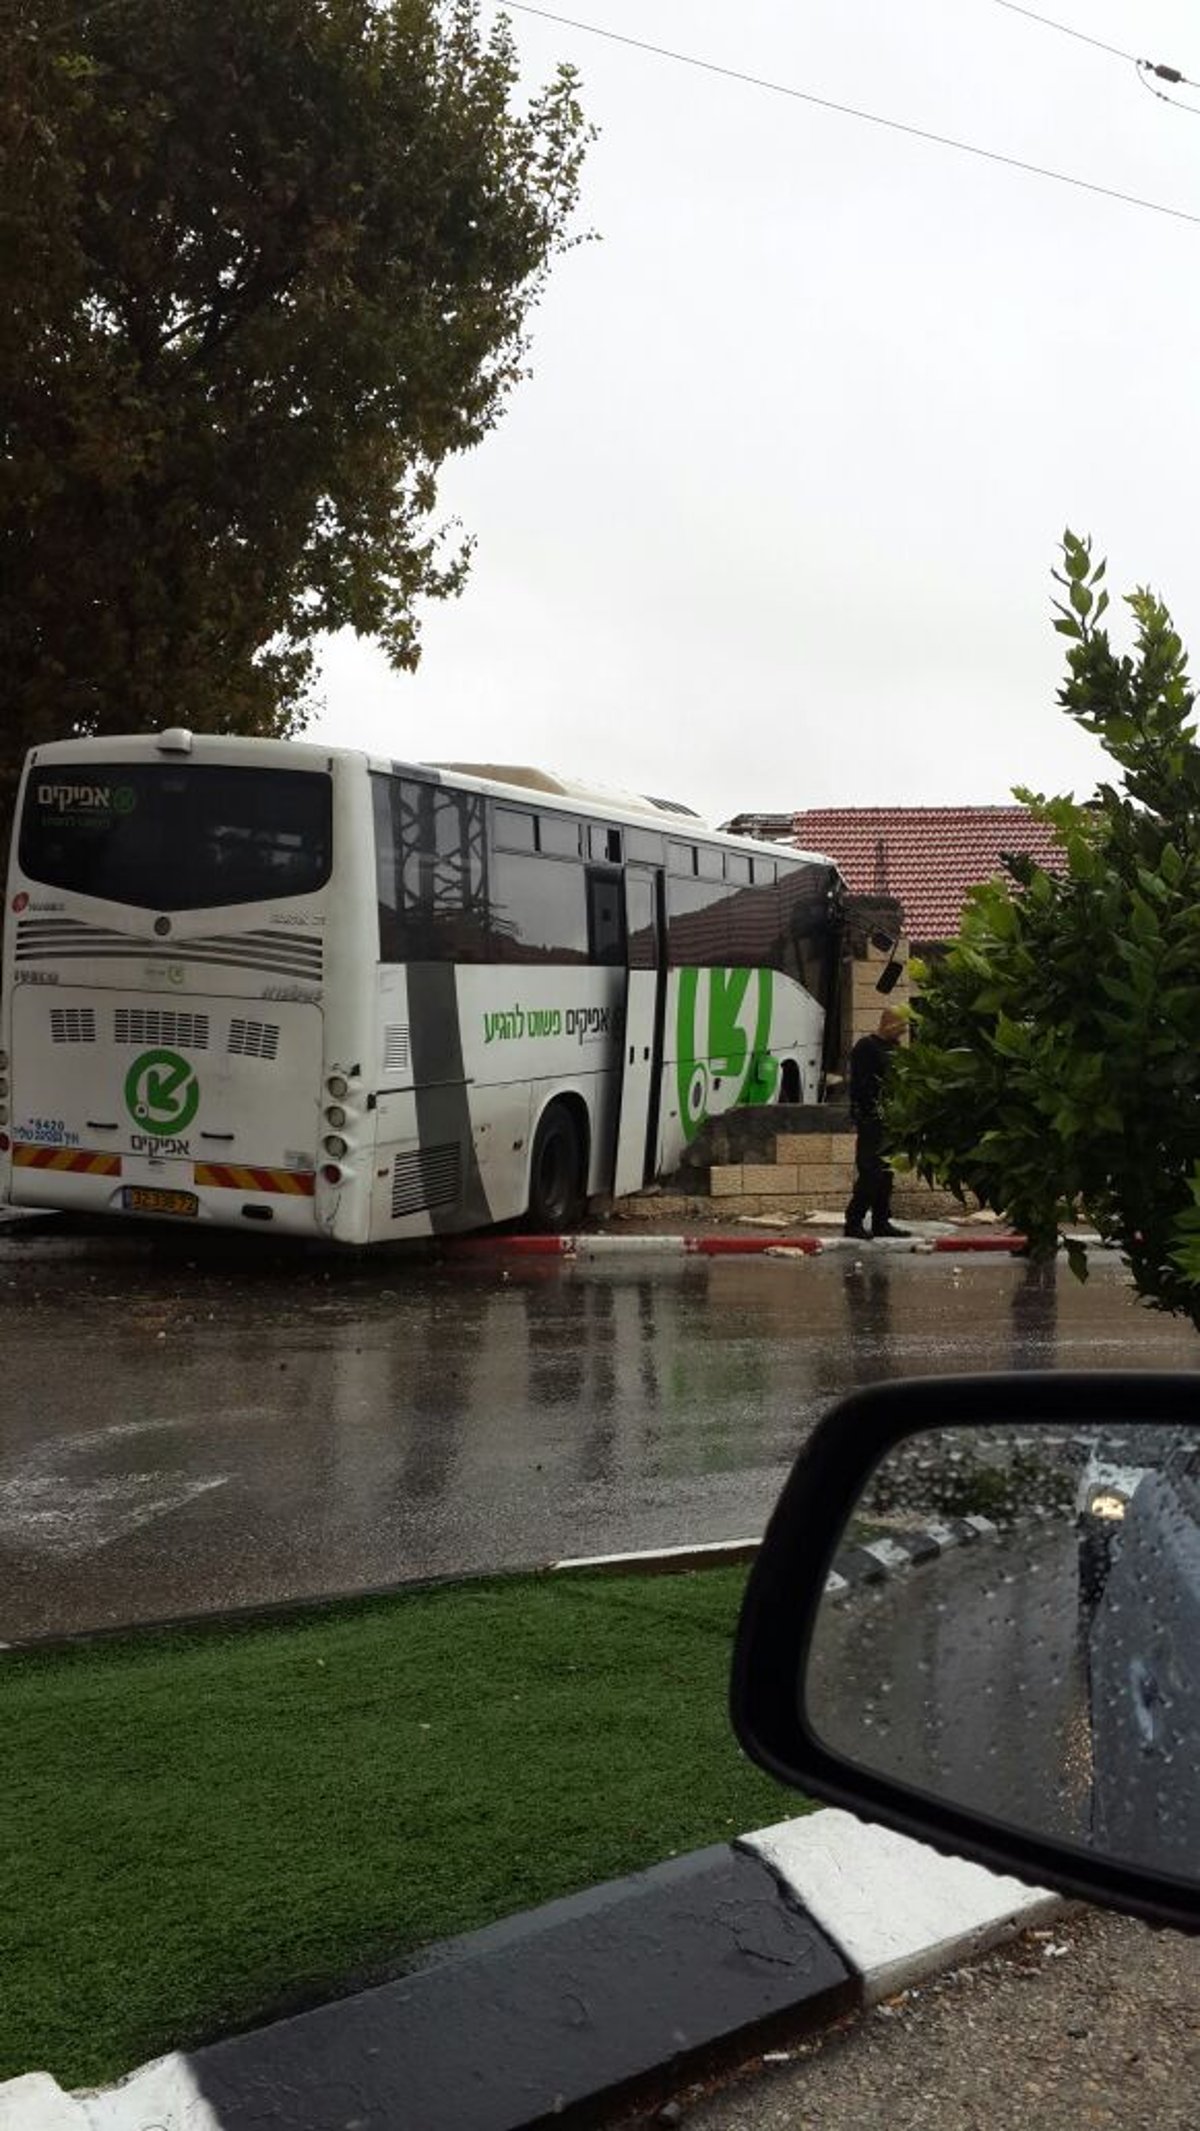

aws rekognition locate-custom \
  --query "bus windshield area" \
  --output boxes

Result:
[18,764,333,911]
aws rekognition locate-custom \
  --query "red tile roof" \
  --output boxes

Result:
[787,807,1067,942]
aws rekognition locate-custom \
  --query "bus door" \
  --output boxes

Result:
[614,866,667,1197]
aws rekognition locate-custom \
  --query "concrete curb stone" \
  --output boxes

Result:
[741,1811,1060,2006]
[0,1816,1059,2131]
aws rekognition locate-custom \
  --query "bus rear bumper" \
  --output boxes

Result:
[2,1162,324,1238]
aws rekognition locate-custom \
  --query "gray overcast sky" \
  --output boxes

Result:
[310,0,1200,825]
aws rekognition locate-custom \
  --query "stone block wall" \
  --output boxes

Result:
[707,1141,964,1221]
[626,1102,971,1224]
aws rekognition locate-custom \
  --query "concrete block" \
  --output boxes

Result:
[709,1164,744,1197]
[742,1164,797,1195]
[778,1134,833,1165]
[791,1167,837,1197]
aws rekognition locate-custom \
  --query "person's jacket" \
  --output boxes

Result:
[848,1033,892,1124]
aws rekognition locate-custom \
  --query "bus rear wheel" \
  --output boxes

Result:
[527,1101,585,1232]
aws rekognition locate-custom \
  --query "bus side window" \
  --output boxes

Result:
[488,830,590,960]
[588,824,623,865]
[373,774,404,960]
[372,774,488,962]
[587,871,625,966]
[665,871,737,965]
[496,807,537,853]
[777,861,838,996]
[539,813,581,859]
[627,875,658,970]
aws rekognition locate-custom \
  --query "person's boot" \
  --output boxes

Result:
[843,1221,871,1238]
[873,1223,911,1238]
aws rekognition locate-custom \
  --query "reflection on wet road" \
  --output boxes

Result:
[2,1236,1198,1637]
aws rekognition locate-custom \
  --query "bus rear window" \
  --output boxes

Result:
[18,765,332,910]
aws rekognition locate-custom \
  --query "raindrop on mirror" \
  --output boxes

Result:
[806,1420,1200,1877]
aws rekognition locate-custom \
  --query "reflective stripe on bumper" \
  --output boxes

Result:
[12,1144,122,1175]
[194,1163,316,1196]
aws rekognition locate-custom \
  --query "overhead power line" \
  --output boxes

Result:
[1137,65,1200,122]
[496,0,1200,230]
[989,0,1138,65]
[989,1,1200,92]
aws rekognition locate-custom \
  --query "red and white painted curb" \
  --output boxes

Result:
[442,1231,825,1258]
[442,1229,1030,1260]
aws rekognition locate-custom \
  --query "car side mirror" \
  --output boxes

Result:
[731,1372,1200,1932]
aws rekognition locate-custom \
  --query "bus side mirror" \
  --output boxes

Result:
[731,1371,1200,1934]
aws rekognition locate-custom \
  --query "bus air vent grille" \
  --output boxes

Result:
[391,1144,461,1219]
[115,1008,210,1049]
[15,918,322,981]
[50,1007,97,1044]
[228,1018,280,1061]
[383,1025,411,1075]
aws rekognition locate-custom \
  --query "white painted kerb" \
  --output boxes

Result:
[743,1808,1061,2002]
[0,2057,221,2131]
[0,2075,83,2131]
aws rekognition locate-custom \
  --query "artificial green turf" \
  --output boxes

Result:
[0,1566,803,2090]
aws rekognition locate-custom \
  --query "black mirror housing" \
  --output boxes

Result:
[731,1371,1200,1934]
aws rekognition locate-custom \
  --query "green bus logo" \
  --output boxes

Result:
[676,968,778,1142]
[124,1049,200,1136]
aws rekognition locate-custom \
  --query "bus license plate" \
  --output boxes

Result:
[123,1187,199,1218]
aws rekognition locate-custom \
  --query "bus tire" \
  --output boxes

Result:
[527,1101,585,1232]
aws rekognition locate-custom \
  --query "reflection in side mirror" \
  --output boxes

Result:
[730,1374,1200,1932]
[808,1422,1200,1877]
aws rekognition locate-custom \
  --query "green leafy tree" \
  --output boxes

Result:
[887,533,1200,1324]
[0,0,589,812]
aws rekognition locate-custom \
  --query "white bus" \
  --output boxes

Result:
[0,731,843,1243]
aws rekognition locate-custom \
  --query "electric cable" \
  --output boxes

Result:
[495,0,1200,230]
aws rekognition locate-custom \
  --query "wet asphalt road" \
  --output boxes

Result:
[2,1226,1199,1639]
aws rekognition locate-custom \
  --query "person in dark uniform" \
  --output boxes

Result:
[844,1007,910,1239]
